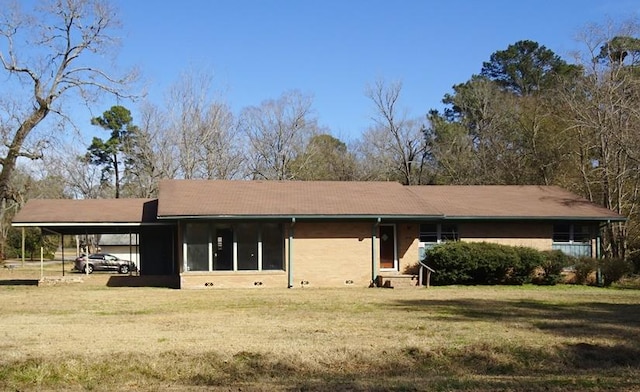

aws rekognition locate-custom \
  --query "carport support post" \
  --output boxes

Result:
[85,231,89,276]
[288,218,295,288]
[21,227,25,267]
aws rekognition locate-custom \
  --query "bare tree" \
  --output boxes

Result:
[121,102,179,198]
[360,79,430,185]
[240,90,318,180]
[560,19,640,257]
[0,0,137,204]
[164,70,244,180]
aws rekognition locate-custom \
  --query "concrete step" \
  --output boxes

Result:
[375,274,421,288]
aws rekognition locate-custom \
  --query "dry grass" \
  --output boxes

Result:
[1,262,640,391]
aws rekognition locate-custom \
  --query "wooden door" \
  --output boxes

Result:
[379,225,396,270]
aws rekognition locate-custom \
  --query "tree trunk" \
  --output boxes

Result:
[0,105,49,202]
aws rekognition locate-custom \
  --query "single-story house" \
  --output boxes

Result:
[12,180,625,288]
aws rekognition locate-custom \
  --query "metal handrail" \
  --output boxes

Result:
[418,258,435,273]
[418,259,435,288]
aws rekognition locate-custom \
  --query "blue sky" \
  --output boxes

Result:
[110,0,637,142]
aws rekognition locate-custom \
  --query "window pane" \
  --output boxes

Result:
[419,224,438,243]
[553,224,571,242]
[573,224,591,243]
[262,223,284,270]
[441,224,458,241]
[185,223,209,271]
[237,223,258,270]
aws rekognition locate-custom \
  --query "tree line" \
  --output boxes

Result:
[1,1,639,261]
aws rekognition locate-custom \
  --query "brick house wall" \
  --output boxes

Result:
[458,221,553,250]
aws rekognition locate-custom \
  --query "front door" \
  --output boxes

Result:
[213,228,233,271]
[379,225,396,270]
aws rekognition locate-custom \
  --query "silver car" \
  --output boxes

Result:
[74,253,137,274]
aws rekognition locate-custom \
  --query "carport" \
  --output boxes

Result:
[11,198,179,284]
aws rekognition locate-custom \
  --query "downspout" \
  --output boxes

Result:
[288,217,296,288]
[61,233,65,277]
[372,217,381,285]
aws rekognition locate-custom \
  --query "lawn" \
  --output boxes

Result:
[0,262,639,391]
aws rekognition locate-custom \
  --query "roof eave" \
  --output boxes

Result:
[11,222,170,227]
[157,214,445,221]
[442,215,627,222]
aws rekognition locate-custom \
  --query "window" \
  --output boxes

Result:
[553,223,591,243]
[441,224,459,242]
[552,223,571,242]
[419,223,458,243]
[419,223,458,261]
[183,222,284,272]
[419,224,438,243]
[552,223,593,258]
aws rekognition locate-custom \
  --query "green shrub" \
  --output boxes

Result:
[426,242,477,285]
[573,257,598,285]
[599,258,632,287]
[535,250,572,285]
[513,247,544,284]
[425,242,539,286]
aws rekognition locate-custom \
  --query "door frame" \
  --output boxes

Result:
[379,224,398,271]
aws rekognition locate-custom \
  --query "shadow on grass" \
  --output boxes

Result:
[4,345,640,392]
[106,275,180,289]
[390,298,640,343]
[0,279,38,286]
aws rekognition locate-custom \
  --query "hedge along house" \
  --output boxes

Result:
[12,180,625,289]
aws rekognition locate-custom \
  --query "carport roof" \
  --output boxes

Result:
[12,198,160,234]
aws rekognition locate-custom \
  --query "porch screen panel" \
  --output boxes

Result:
[262,223,284,270]
[185,223,209,271]
[237,223,258,270]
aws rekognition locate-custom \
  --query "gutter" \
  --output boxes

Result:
[156,214,444,221]
[155,214,625,222]
[10,222,170,227]
[441,216,627,222]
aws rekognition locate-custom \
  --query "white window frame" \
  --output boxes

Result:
[419,223,458,247]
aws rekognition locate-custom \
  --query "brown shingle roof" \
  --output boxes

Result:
[157,180,435,217]
[12,198,157,224]
[406,185,623,220]
[12,182,625,225]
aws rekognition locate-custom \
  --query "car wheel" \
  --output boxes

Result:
[119,264,130,274]
[84,264,94,274]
